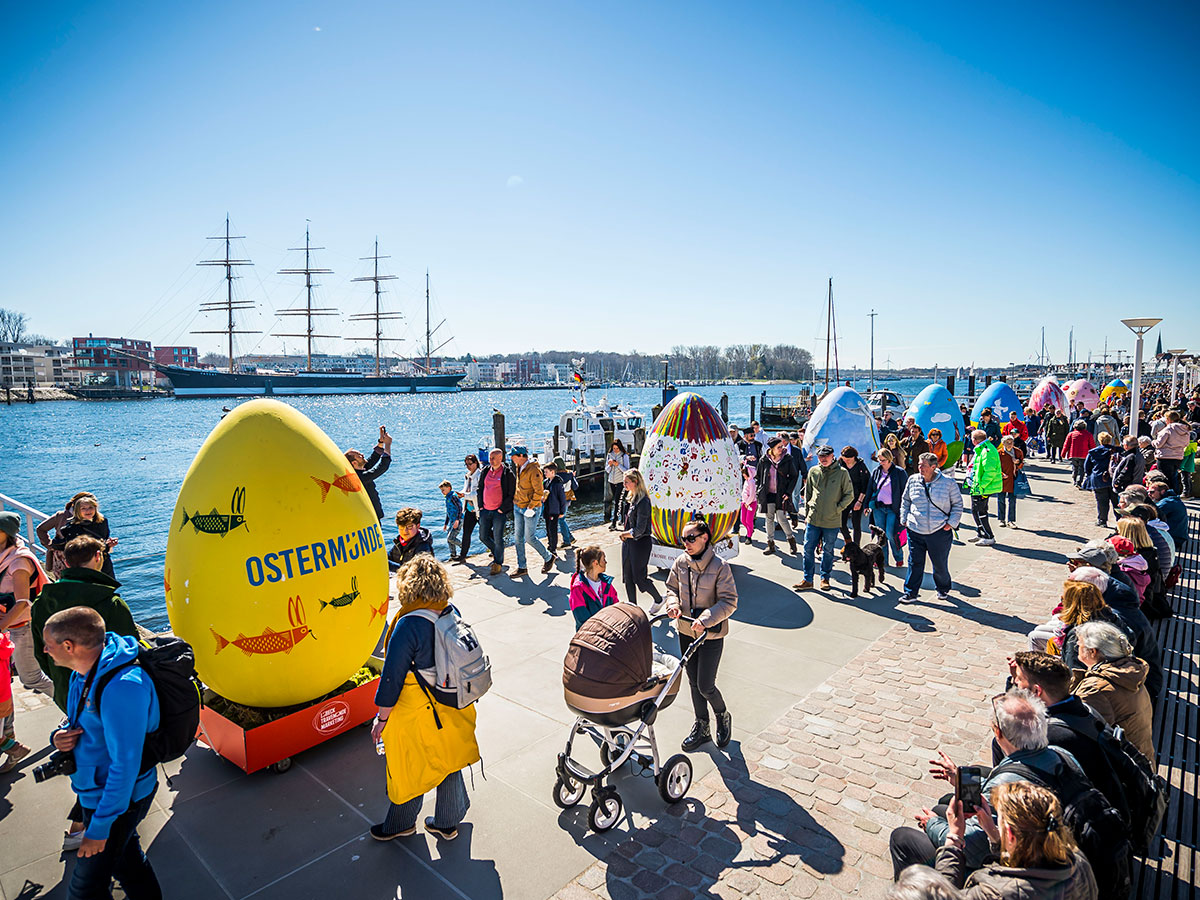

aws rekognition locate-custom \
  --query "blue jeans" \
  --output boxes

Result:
[996,492,1016,523]
[559,515,574,544]
[71,786,161,900]
[513,507,551,569]
[871,506,902,565]
[479,508,507,565]
[803,525,839,581]
[903,528,953,598]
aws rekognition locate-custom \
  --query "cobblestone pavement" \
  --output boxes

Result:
[556,460,1104,900]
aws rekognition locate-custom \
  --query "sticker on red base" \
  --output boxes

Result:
[312,699,352,735]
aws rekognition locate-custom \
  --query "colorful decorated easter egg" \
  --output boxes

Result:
[641,393,741,547]
[1064,378,1100,410]
[970,382,1024,428]
[801,386,880,471]
[1099,378,1128,405]
[165,399,389,708]
[1029,378,1067,415]
[905,383,963,468]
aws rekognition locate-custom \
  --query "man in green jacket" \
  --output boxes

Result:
[31,535,138,712]
[968,430,1002,546]
[796,445,854,591]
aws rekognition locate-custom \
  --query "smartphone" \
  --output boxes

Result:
[956,765,984,810]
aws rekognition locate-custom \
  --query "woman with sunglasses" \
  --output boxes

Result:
[456,455,482,563]
[665,519,739,752]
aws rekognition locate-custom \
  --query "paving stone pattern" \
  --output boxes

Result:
[555,461,1105,899]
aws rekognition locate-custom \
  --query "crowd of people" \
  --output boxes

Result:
[1,384,1194,899]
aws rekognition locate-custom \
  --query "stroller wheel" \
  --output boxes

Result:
[600,731,632,769]
[588,788,623,832]
[553,774,586,809]
[657,754,693,804]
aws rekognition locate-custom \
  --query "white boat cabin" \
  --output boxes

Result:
[542,397,645,461]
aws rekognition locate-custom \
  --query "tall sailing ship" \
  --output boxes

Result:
[155,219,465,398]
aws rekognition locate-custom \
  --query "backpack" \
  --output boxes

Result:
[1050,708,1169,855]
[95,636,203,774]
[408,607,492,710]
[994,748,1132,900]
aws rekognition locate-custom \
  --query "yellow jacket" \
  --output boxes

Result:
[513,460,545,510]
[382,672,480,805]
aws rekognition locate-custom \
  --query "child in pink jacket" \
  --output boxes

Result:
[740,457,758,544]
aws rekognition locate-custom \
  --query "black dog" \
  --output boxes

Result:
[839,525,887,597]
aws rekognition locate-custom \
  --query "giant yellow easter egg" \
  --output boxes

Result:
[165,399,388,707]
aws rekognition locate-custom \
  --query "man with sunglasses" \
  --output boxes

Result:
[898,452,963,603]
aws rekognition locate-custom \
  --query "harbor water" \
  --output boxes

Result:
[1,377,978,629]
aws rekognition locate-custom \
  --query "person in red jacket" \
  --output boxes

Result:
[1062,420,1097,489]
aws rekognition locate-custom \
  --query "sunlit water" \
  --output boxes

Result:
[0,377,967,628]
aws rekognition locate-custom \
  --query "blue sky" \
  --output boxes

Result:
[2,0,1196,369]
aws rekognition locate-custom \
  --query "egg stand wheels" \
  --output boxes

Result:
[269,757,293,774]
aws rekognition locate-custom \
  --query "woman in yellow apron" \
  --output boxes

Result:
[369,557,479,840]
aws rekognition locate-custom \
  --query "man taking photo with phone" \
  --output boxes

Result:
[345,426,392,522]
[42,607,161,900]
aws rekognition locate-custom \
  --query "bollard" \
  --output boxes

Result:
[719,392,729,422]
[492,411,506,452]
[633,426,646,455]
[985,375,993,388]
[553,425,560,457]
[968,374,976,401]
[946,374,955,397]
[750,395,756,423]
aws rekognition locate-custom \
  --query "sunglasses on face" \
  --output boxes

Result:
[682,534,703,543]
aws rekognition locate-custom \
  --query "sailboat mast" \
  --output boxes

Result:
[348,239,400,376]
[194,215,258,374]
[425,270,431,373]
[824,278,832,395]
[275,223,336,373]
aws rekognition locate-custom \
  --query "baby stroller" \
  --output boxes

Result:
[555,603,706,832]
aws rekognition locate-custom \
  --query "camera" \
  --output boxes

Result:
[33,749,77,783]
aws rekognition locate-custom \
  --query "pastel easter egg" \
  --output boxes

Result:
[801,386,880,471]
[165,399,389,708]
[1065,379,1100,410]
[971,382,1024,428]
[1030,378,1067,415]
[641,392,741,547]
[905,383,963,468]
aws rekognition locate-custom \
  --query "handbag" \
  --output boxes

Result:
[897,527,908,548]
[1014,470,1032,499]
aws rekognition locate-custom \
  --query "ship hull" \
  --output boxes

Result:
[158,366,465,398]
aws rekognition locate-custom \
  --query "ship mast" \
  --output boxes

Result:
[420,270,452,373]
[348,239,402,376]
[275,223,337,372]
[193,215,260,374]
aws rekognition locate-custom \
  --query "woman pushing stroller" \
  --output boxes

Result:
[665,519,739,752]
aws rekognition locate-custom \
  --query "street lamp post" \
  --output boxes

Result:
[868,309,877,391]
[1121,318,1163,436]
[1167,349,1187,405]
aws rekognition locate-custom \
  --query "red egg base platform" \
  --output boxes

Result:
[197,676,380,774]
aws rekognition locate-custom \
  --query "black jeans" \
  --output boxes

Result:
[460,509,477,559]
[71,786,161,900]
[841,505,864,545]
[1094,486,1112,525]
[544,514,560,553]
[621,535,662,606]
[971,495,994,540]
[1158,458,1182,494]
[478,508,506,565]
[1048,441,1060,461]
[679,633,726,723]
[889,825,937,879]
[607,481,624,525]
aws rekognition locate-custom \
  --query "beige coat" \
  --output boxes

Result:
[665,547,738,638]
[1073,656,1154,762]
[513,460,546,509]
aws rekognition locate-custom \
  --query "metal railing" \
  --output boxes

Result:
[0,493,51,552]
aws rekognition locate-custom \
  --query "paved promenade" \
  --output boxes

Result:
[0,460,1177,899]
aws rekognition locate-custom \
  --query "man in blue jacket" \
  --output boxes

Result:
[1147,478,1188,548]
[43,607,161,900]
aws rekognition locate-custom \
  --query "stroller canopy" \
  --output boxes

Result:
[563,603,652,700]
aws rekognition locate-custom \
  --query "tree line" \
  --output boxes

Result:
[468,344,815,382]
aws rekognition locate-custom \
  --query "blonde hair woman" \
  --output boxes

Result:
[939,781,1097,900]
[883,432,907,473]
[619,468,663,611]
[48,493,116,579]
[371,557,480,841]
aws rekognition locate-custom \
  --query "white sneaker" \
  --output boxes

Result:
[63,830,84,851]
[978,538,996,546]
[936,592,951,601]
[648,600,666,617]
